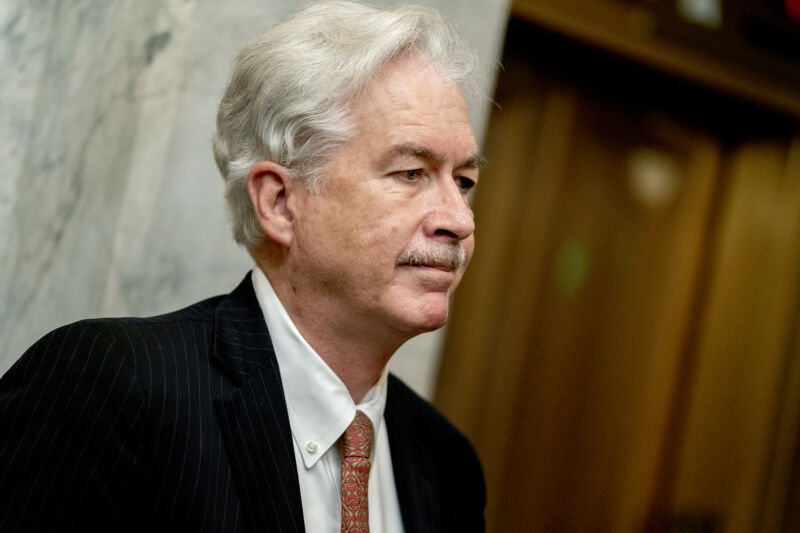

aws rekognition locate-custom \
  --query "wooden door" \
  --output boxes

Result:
[436,18,800,533]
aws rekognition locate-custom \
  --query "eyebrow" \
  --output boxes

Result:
[376,144,487,171]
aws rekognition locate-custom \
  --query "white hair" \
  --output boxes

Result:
[212,1,480,249]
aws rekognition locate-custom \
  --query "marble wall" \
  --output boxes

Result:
[0,0,510,398]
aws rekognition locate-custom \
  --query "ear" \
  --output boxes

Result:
[246,161,296,248]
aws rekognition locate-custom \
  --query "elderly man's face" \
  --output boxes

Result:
[290,55,479,340]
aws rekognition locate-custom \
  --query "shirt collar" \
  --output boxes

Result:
[251,267,388,468]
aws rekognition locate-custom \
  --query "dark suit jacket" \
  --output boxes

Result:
[0,274,485,532]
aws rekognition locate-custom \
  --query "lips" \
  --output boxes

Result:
[399,260,454,272]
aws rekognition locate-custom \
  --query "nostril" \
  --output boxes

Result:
[434,229,458,238]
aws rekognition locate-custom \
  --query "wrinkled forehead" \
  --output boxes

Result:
[347,56,475,147]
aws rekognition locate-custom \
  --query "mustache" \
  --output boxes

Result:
[397,245,466,271]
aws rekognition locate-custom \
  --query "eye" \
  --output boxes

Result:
[456,176,476,192]
[401,169,424,181]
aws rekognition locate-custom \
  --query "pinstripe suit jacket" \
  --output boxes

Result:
[0,274,485,532]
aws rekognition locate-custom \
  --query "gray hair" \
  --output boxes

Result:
[212,1,480,249]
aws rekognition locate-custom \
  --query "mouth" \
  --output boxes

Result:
[398,261,455,272]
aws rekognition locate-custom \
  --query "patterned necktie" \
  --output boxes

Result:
[340,410,374,533]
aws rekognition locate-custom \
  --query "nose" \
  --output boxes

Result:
[424,176,475,241]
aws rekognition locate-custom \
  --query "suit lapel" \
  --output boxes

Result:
[385,376,440,533]
[211,274,305,533]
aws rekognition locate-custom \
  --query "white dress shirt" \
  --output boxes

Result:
[251,267,405,532]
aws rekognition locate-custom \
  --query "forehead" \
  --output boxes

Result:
[347,56,477,158]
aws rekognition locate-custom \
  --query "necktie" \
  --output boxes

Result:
[340,410,374,533]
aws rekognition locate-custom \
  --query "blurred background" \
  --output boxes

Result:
[3,0,800,531]
[436,1,800,532]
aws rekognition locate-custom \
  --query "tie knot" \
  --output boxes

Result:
[341,410,373,459]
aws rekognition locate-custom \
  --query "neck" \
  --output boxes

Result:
[256,258,406,404]
[282,290,403,403]
[299,331,395,404]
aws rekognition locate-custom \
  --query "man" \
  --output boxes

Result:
[0,2,485,532]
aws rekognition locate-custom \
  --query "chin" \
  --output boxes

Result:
[405,298,450,333]
[409,317,447,335]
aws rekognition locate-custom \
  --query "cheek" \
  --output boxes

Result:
[355,204,402,243]
[312,180,413,257]
[358,222,398,258]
